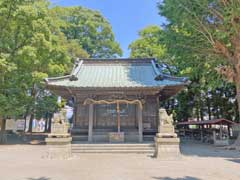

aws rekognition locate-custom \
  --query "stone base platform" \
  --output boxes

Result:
[47,133,71,138]
[45,144,72,159]
[44,136,72,159]
[45,137,72,145]
[154,137,181,160]
[156,132,178,138]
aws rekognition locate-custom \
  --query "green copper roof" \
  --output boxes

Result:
[46,58,188,89]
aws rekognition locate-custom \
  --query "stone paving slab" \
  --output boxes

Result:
[0,143,239,180]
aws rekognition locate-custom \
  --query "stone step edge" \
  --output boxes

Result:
[72,147,154,150]
[71,143,155,146]
[71,145,155,147]
[72,150,154,153]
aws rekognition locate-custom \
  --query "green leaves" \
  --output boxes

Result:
[129,25,166,60]
[0,0,123,121]
[50,6,122,58]
[0,55,16,74]
[155,0,240,121]
[128,1,240,121]
[0,0,70,119]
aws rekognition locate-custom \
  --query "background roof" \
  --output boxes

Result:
[177,119,236,126]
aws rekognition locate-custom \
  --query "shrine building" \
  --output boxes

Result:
[45,58,188,143]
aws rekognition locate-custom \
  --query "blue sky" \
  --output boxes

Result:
[50,0,166,57]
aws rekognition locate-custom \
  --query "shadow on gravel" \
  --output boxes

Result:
[152,176,201,180]
[227,158,240,164]
[28,177,50,180]
[1,133,47,145]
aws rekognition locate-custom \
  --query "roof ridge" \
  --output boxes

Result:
[76,57,155,62]
[45,75,71,82]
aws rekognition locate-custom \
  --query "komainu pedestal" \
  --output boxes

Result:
[45,110,72,145]
[45,109,72,159]
[154,108,180,159]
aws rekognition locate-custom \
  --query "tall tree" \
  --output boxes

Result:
[0,0,88,137]
[159,0,240,119]
[129,8,238,124]
[0,54,24,143]
[50,6,122,58]
[0,0,28,142]
[159,0,240,146]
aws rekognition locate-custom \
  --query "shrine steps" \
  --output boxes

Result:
[71,143,155,154]
[72,131,140,142]
[72,135,155,142]
[143,135,155,142]
[72,135,88,141]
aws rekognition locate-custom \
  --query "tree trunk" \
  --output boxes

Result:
[196,100,200,121]
[23,106,30,132]
[200,98,204,121]
[23,118,27,132]
[0,118,7,144]
[28,112,34,133]
[23,115,29,132]
[216,104,220,119]
[47,115,52,133]
[236,83,240,123]
[207,96,212,120]
[233,81,240,147]
[44,118,48,133]
[28,83,37,133]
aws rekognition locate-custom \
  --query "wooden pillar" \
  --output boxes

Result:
[213,130,216,144]
[200,125,204,142]
[73,101,78,128]
[88,104,94,142]
[227,125,231,138]
[116,101,121,133]
[137,103,143,142]
[219,124,223,140]
[156,96,160,131]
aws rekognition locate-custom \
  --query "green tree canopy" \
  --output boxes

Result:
[159,0,240,146]
[0,0,76,136]
[0,0,123,138]
[129,25,166,60]
[158,0,240,114]
[50,6,122,58]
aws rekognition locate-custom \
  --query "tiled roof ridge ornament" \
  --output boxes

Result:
[154,74,165,81]
[69,58,83,81]
[151,59,189,83]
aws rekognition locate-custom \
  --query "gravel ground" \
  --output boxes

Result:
[0,142,239,180]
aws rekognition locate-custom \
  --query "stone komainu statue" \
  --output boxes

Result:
[157,108,176,137]
[53,109,67,124]
[51,109,69,135]
[159,108,173,126]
